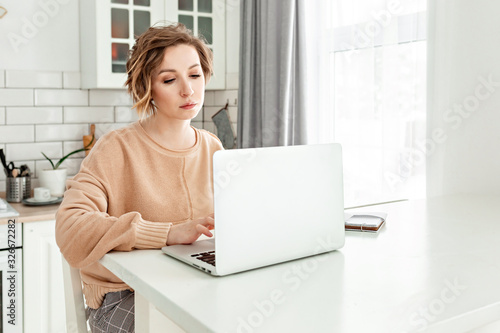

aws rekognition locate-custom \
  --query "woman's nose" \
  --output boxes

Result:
[180,80,194,97]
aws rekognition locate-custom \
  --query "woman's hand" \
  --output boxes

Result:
[166,214,214,245]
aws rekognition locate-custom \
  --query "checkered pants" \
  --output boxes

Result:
[88,290,135,333]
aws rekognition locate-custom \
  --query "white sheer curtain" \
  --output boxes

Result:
[307,0,427,207]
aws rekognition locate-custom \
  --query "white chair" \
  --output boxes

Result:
[61,255,90,333]
[62,254,184,333]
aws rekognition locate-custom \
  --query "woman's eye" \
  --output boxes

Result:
[163,78,175,84]
[191,74,201,78]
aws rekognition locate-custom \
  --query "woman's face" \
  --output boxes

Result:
[150,44,205,122]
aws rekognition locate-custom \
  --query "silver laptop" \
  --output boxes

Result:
[161,143,345,276]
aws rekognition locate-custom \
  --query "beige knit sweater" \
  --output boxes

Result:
[55,122,223,309]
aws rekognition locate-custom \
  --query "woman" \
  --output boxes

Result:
[56,23,222,332]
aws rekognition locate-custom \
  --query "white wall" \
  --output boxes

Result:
[426,0,500,197]
[0,0,80,71]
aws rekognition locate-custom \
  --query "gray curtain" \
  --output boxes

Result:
[237,0,309,148]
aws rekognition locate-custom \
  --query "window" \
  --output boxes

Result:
[329,0,427,207]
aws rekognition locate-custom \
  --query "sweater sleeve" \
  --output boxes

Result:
[55,140,171,269]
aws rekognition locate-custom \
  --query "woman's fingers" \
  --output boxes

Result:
[196,224,213,237]
[205,216,215,228]
[198,215,214,230]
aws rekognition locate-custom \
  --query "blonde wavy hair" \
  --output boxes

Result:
[125,23,213,118]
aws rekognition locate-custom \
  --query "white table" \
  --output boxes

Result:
[100,195,500,332]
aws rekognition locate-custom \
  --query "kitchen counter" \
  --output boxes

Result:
[0,192,60,224]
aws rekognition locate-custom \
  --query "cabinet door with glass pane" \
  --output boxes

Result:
[165,0,226,90]
[80,0,165,88]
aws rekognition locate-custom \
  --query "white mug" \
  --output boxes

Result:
[34,187,51,201]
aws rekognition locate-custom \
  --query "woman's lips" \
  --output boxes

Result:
[180,103,197,110]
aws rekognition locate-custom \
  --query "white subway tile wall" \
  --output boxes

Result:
[0,89,33,106]
[64,107,114,123]
[0,69,238,192]
[214,90,238,106]
[7,142,62,161]
[191,122,203,130]
[0,125,35,143]
[0,70,5,88]
[192,109,203,122]
[7,107,63,124]
[35,89,88,106]
[89,90,132,106]
[6,70,63,89]
[115,107,139,123]
[36,124,89,142]
[204,91,215,106]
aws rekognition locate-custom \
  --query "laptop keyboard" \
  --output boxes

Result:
[191,251,216,266]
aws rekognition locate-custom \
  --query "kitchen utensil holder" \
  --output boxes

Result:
[6,177,31,202]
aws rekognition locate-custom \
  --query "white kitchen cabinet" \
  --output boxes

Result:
[79,0,228,90]
[23,220,67,333]
[79,0,165,89]
[165,0,227,90]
